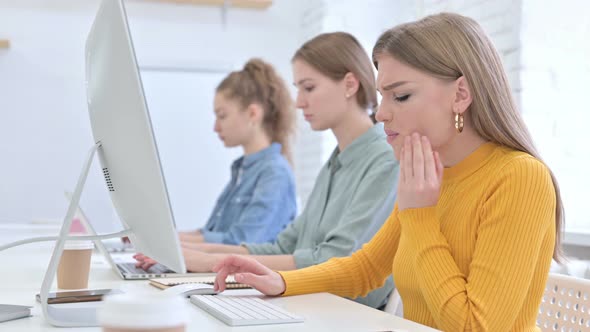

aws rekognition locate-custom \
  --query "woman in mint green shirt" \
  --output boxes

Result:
[136,33,400,309]
[178,59,297,245]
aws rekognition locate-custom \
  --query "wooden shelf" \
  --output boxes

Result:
[143,0,272,9]
[0,39,10,49]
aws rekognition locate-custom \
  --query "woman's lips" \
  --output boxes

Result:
[385,129,399,144]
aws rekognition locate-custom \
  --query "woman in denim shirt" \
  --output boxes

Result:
[179,59,297,245]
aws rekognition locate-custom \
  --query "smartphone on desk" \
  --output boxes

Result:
[35,289,123,304]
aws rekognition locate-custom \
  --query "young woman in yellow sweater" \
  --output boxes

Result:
[211,13,564,331]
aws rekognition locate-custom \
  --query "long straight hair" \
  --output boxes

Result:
[373,13,564,261]
[293,32,378,122]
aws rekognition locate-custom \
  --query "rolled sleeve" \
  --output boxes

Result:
[244,212,303,255]
[200,230,225,244]
[292,248,316,268]
[244,242,283,255]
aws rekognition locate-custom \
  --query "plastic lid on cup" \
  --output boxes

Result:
[98,291,189,329]
[63,240,94,250]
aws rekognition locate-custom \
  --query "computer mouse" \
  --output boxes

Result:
[161,283,217,297]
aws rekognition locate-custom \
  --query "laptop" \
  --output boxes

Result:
[65,192,197,280]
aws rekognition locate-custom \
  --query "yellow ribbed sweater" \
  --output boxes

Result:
[280,143,556,331]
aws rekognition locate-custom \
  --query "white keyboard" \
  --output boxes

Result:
[190,295,304,326]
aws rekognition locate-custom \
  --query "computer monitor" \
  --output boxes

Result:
[85,0,186,273]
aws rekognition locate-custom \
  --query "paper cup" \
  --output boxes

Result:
[57,240,94,289]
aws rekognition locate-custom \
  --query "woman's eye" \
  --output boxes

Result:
[394,94,410,102]
[304,86,314,92]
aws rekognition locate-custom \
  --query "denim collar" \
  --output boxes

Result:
[232,142,282,170]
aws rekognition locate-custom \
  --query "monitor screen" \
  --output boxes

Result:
[84,0,186,273]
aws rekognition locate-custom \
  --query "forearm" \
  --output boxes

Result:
[205,243,249,254]
[186,252,295,273]
[181,242,249,254]
[178,231,204,243]
[281,215,399,298]
[186,252,229,273]
[251,255,297,271]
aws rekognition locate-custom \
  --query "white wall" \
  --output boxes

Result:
[0,0,308,232]
[520,0,590,233]
[418,0,522,107]
[290,0,326,208]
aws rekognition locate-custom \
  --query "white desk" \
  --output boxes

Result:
[0,224,439,331]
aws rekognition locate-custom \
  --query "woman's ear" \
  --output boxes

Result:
[246,103,264,126]
[343,72,360,98]
[453,76,473,114]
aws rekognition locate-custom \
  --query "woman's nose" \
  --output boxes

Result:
[295,94,307,109]
[375,103,390,123]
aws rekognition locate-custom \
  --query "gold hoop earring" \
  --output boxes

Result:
[454,113,464,133]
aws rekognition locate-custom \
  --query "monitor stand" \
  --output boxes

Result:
[39,143,132,327]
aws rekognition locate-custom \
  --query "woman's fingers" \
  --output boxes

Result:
[412,133,424,182]
[397,134,443,211]
[213,260,243,292]
[211,256,285,295]
[133,253,146,266]
[214,265,236,292]
[403,136,413,181]
[399,146,405,184]
[422,136,436,183]
[133,253,157,270]
[435,151,444,181]
[212,255,271,292]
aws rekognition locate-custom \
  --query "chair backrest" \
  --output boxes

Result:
[538,273,590,331]
[384,288,403,317]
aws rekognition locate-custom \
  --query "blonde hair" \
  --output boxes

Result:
[293,32,378,122]
[216,58,296,164]
[373,13,564,261]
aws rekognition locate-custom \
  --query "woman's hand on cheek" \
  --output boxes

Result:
[397,133,444,211]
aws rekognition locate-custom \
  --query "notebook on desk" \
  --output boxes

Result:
[149,276,251,290]
[0,304,31,323]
